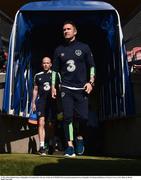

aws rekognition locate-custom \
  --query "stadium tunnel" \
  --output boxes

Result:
[3,0,133,128]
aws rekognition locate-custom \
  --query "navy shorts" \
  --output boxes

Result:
[61,87,88,123]
[36,96,57,122]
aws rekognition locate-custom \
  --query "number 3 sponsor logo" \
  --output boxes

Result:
[66,59,76,72]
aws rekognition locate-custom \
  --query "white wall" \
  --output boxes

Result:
[0,10,13,50]
[123,10,141,51]
[0,73,5,110]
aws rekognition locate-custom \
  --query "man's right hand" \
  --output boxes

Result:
[52,86,57,99]
[32,102,36,112]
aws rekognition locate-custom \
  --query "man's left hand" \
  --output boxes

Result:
[83,83,93,94]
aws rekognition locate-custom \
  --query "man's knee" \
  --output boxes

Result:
[39,117,45,127]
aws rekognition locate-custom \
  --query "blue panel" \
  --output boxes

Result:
[20,0,115,11]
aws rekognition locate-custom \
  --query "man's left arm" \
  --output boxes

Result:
[84,45,96,93]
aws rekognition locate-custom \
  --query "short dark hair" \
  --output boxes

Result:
[63,20,77,29]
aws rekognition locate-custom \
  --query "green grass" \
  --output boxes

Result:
[0,154,141,176]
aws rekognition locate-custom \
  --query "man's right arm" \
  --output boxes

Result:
[32,85,38,111]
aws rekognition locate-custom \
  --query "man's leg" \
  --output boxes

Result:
[37,100,47,155]
[46,121,56,154]
[74,90,89,155]
[38,116,46,155]
[61,88,75,157]
[38,116,45,145]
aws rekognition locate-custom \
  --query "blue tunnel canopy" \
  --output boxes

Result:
[20,0,114,11]
[3,0,133,126]
[16,0,116,53]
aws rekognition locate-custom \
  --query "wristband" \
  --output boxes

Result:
[89,81,94,87]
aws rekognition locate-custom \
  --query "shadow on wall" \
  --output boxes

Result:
[0,112,104,156]
[0,113,38,153]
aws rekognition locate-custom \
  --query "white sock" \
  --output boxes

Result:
[40,141,45,147]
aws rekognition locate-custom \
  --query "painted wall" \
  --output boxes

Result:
[0,73,5,111]
[0,10,13,50]
[123,10,141,50]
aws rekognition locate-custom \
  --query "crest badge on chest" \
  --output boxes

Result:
[75,49,82,56]
[61,53,65,57]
